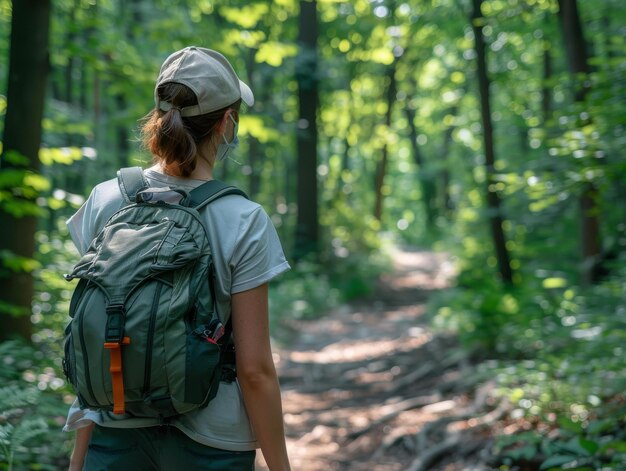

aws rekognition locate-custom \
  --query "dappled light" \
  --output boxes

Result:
[1,0,625,469]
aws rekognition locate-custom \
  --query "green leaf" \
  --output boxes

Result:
[578,437,598,455]
[540,454,578,470]
[507,444,538,461]
[557,417,584,434]
[23,173,50,192]
[543,277,567,289]
[2,150,30,167]
[0,250,42,273]
[0,300,29,318]
[9,417,48,461]
[599,440,626,454]
[586,419,614,435]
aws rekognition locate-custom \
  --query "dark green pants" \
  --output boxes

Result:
[84,425,256,470]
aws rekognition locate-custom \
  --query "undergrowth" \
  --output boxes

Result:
[429,260,626,470]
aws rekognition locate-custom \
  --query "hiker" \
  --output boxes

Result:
[63,46,292,471]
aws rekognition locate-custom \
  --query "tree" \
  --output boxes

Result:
[557,0,602,285]
[373,57,398,221]
[471,0,513,284]
[294,0,320,260]
[0,0,52,340]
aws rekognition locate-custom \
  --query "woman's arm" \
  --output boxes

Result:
[232,283,291,471]
[68,422,95,471]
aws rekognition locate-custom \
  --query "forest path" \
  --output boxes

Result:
[257,248,500,470]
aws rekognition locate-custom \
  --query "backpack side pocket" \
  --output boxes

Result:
[184,325,223,406]
[62,322,76,386]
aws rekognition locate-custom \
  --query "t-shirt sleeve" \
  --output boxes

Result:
[66,189,97,256]
[66,181,124,255]
[229,207,290,294]
[63,398,101,432]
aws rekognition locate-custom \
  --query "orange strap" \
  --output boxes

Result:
[104,337,131,415]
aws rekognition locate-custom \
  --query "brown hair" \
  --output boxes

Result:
[141,82,241,177]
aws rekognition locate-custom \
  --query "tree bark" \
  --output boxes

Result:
[294,0,319,260]
[471,0,513,284]
[374,58,398,221]
[542,41,553,124]
[246,48,262,199]
[557,0,602,284]
[440,104,460,216]
[404,105,437,228]
[0,0,52,340]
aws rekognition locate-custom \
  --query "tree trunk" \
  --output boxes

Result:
[472,0,513,284]
[0,0,52,340]
[374,61,398,221]
[294,0,319,261]
[558,0,590,99]
[65,0,78,105]
[542,41,553,124]
[246,48,262,199]
[440,104,460,217]
[557,0,602,284]
[404,105,437,228]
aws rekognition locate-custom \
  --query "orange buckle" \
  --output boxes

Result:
[104,337,131,415]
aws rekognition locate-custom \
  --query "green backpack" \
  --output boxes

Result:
[62,167,246,419]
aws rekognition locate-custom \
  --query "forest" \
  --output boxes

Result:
[0,0,625,469]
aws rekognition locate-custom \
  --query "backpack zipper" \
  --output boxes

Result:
[143,282,163,396]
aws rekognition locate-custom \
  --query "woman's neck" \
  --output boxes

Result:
[150,159,214,181]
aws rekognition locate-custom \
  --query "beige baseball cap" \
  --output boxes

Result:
[155,46,254,117]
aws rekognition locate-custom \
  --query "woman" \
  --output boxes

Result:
[64,46,292,471]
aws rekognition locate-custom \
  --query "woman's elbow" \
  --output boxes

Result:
[236,363,277,389]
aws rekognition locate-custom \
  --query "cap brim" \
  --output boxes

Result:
[239,80,254,107]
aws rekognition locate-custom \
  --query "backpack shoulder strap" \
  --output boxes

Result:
[190,180,248,210]
[117,167,149,204]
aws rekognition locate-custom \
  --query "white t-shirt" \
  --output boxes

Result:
[63,169,290,451]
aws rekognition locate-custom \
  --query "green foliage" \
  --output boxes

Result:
[432,252,626,468]
[0,165,48,218]
[270,246,392,332]
[0,384,49,471]
[270,260,341,326]
[0,223,81,468]
[495,409,626,470]
[0,340,72,470]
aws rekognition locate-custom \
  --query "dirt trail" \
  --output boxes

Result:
[257,248,500,470]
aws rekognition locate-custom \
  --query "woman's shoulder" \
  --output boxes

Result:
[204,194,270,235]
[209,192,263,215]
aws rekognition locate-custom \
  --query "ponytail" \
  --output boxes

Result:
[141,83,240,178]
[144,105,198,177]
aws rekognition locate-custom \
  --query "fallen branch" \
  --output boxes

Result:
[382,348,469,396]
[347,393,441,440]
[407,433,462,471]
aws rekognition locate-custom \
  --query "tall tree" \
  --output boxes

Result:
[557,0,602,284]
[294,0,319,260]
[373,58,398,221]
[0,0,52,340]
[471,0,513,284]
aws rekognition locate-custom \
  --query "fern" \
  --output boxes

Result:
[9,418,49,461]
[0,417,48,471]
[0,422,15,470]
[0,385,39,410]
[0,382,49,470]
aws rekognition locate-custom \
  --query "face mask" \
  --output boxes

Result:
[215,115,239,162]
